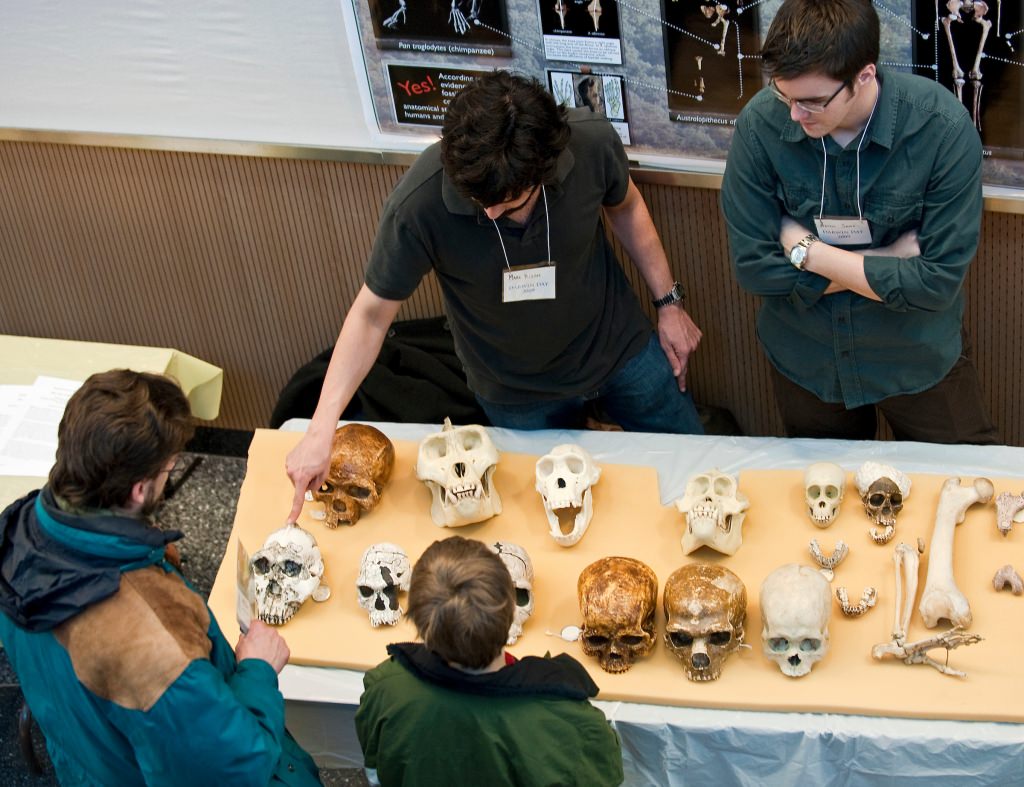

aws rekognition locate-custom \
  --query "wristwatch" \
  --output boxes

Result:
[652,281,685,308]
[789,233,820,270]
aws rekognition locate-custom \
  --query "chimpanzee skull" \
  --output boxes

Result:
[535,444,601,547]
[804,462,845,528]
[759,563,831,678]
[854,462,911,545]
[489,541,535,644]
[675,469,749,556]
[578,556,658,673]
[356,542,411,627]
[252,522,330,626]
[416,418,501,527]
[310,424,395,528]
[664,563,747,682]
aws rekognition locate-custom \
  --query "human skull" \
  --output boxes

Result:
[356,542,411,627]
[310,424,395,528]
[578,557,658,674]
[535,444,601,547]
[854,462,911,544]
[804,462,845,528]
[489,541,535,645]
[675,469,750,556]
[664,563,747,682]
[252,522,330,626]
[759,563,831,678]
[416,418,501,527]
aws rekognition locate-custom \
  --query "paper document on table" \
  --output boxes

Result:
[0,377,82,477]
[0,386,31,475]
[236,539,256,635]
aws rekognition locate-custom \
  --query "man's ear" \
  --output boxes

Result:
[123,479,150,514]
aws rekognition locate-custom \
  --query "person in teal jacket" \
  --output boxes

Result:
[356,535,624,787]
[0,369,320,787]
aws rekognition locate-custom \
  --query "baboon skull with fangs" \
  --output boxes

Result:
[675,469,750,556]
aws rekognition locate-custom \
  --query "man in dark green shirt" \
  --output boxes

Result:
[721,0,997,443]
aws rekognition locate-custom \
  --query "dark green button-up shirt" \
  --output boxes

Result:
[721,69,982,408]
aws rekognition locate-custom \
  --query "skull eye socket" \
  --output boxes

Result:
[825,485,840,499]
[890,493,903,506]
[668,631,694,648]
[282,560,302,577]
[383,586,399,607]
[358,585,374,598]
[807,485,821,497]
[422,437,447,458]
[692,476,711,494]
[708,631,732,647]
[713,477,735,495]
[768,637,791,653]
[515,588,531,607]
[318,481,335,495]
[565,456,584,473]
[619,635,645,647]
[537,458,553,477]
[457,431,483,451]
[868,492,887,507]
[584,634,610,649]
[252,557,271,575]
[345,484,372,500]
[800,638,822,652]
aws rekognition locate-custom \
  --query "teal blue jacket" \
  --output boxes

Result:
[0,488,320,787]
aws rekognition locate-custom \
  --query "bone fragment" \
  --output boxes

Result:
[995,491,1024,536]
[892,542,920,642]
[835,586,877,617]
[993,564,1024,595]
[809,539,849,578]
[871,626,983,678]
[918,477,994,629]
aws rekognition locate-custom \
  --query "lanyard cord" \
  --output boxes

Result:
[818,78,880,221]
[491,185,551,270]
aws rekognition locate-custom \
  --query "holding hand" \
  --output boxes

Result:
[235,620,291,673]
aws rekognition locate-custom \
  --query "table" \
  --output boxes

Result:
[275,421,1024,785]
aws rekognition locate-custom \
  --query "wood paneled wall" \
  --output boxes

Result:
[2,140,1022,444]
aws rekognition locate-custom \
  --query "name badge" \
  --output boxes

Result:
[502,262,556,303]
[813,216,873,246]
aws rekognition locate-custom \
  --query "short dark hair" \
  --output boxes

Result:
[49,369,194,509]
[761,0,879,83]
[407,536,514,669]
[440,70,571,208]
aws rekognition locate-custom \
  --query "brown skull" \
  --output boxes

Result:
[312,424,395,527]
[862,477,903,543]
[663,563,746,682]
[578,556,658,674]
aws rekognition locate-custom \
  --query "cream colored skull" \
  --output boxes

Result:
[311,424,395,528]
[675,469,749,556]
[664,563,747,682]
[804,462,845,528]
[252,522,329,626]
[535,444,601,547]
[759,563,831,678]
[578,557,658,674]
[489,541,534,645]
[854,462,911,544]
[416,418,501,527]
[356,542,411,627]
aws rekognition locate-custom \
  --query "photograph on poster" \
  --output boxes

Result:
[387,64,493,126]
[549,70,631,143]
[368,0,512,56]
[540,0,622,64]
[912,0,1023,161]
[661,0,762,123]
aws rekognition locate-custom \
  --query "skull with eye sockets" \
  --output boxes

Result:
[252,522,330,626]
[416,418,501,527]
[310,424,394,528]
[356,542,411,627]
[759,563,831,678]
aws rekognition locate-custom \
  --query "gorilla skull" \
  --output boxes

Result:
[416,418,501,527]
[535,444,601,547]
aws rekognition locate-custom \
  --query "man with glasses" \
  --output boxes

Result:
[721,0,997,444]
[0,369,320,785]
[286,70,704,521]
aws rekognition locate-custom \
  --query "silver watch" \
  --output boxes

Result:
[789,233,819,270]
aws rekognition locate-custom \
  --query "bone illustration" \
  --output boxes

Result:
[855,462,911,545]
[835,586,877,617]
[310,423,394,528]
[383,0,482,35]
[940,0,995,131]
[357,542,411,627]
[535,444,601,547]
[489,541,535,644]
[918,477,994,629]
[675,469,749,556]
[252,522,330,626]
[700,2,731,56]
[804,462,845,527]
[808,539,848,581]
[553,0,567,28]
[416,418,501,527]
[993,564,1024,595]
[995,491,1024,536]
[586,0,602,31]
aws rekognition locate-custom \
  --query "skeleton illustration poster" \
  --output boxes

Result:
[541,0,623,64]
[662,0,762,123]
[368,0,512,56]
[548,70,631,143]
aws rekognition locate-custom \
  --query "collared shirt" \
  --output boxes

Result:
[721,69,983,407]
[364,109,651,403]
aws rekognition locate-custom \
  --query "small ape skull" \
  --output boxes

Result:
[804,462,845,528]
[759,563,831,678]
[664,563,747,682]
[356,542,411,627]
[252,522,330,626]
[311,424,395,527]
[489,541,535,645]
[854,462,911,545]
[675,469,749,556]
[578,557,658,674]
[416,418,501,527]
[535,444,601,547]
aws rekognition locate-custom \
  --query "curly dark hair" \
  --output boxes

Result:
[761,0,879,84]
[441,70,571,208]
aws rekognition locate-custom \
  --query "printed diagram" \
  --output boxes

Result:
[367,0,511,54]
[383,0,481,34]
[937,0,1000,130]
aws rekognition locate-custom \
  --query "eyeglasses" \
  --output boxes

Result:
[769,79,848,114]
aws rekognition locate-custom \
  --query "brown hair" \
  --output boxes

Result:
[408,536,514,669]
[49,369,194,509]
[761,0,879,83]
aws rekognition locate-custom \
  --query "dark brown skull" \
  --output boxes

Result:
[312,424,395,527]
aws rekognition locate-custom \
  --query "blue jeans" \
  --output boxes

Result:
[476,333,704,434]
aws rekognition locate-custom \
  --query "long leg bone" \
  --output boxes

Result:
[892,542,920,642]
[918,477,994,628]
[995,491,1024,536]
[836,586,877,617]
[993,564,1024,594]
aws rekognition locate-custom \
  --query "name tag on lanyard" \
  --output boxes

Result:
[502,262,557,303]
[813,216,873,246]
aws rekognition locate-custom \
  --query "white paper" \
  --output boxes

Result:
[0,377,82,477]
